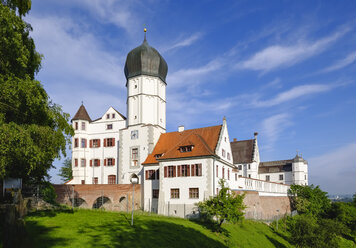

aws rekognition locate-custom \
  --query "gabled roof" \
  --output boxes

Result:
[143,125,222,165]
[230,139,254,164]
[259,160,293,173]
[72,104,92,122]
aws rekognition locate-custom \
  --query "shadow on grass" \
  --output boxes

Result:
[27,208,74,218]
[84,215,227,248]
[190,218,231,238]
[265,235,288,248]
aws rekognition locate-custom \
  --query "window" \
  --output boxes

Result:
[279,174,284,180]
[107,158,115,166]
[145,170,156,180]
[238,165,242,170]
[216,165,219,177]
[222,167,225,179]
[191,164,202,176]
[131,148,138,166]
[156,169,159,180]
[107,124,113,130]
[248,164,251,170]
[222,149,226,157]
[227,152,231,160]
[170,188,179,199]
[181,164,189,177]
[105,138,115,147]
[81,180,85,185]
[81,159,86,167]
[179,146,193,152]
[248,174,251,178]
[75,122,78,130]
[112,113,115,118]
[108,175,116,184]
[152,189,159,199]
[189,188,199,199]
[90,139,100,148]
[81,138,87,148]
[131,130,138,139]
[266,175,270,181]
[81,122,86,130]
[228,169,230,180]
[154,154,162,159]
[305,175,307,180]
[74,138,78,148]
[92,177,98,184]
[74,159,78,167]
[106,114,110,119]
[168,166,175,177]
[235,173,237,181]
[90,159,100,167]
[224,137,227,142]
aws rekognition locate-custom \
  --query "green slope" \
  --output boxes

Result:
[24,209,294,248]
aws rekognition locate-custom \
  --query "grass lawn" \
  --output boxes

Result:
[24,209,294,248]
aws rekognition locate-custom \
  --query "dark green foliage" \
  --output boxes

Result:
[1,0,31,18]
[58,158,72,182]
[328,202,356,241]
[289,184,331,217]
[0,4,73,182]
[197,179,246,230]
[40,182,57,204]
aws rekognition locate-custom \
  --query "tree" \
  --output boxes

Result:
[197,179,246,230]
[289,184,331,217]
[0,4,73,183]
[1,0,32,18]
[58,158,73,182]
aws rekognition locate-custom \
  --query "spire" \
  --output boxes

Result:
[144,27,147,41]
[72,104,92,122]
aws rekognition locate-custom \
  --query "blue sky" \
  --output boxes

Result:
[25,0,356,195]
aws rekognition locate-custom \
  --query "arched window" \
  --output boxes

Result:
[108,175,116,184]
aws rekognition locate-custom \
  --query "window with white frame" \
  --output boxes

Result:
[81,122,86,130]
[80,159,86,167]
[131,148,138,166]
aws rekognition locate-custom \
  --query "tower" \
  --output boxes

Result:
[119,31,168,184]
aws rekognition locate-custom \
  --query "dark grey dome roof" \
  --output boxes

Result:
[124,39,168,83]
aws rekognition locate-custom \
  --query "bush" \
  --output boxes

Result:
[40,182,57,204]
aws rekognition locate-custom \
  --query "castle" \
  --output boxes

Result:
[68,33,308,217]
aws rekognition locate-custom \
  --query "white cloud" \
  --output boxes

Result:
[321,51,356,73]
[260,113,292,151]
[162,33,203,52]
[238,27,350,72]
[309,143,356,194]
[252,84,334,107]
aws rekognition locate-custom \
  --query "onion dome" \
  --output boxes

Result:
[124,35,168,83]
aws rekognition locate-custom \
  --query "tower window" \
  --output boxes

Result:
[81,138,87,148]
[81,122,86,130]
[131,148,138,166]
[75,122,78,130]
[80,159,86,167]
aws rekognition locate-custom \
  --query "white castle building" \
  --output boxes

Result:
[68,34,308,216]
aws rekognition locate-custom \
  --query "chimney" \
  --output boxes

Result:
[233,138,237,142]
[178,125,184,132]
[254,132,258,139]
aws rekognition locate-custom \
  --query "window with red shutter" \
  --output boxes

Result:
[145,171,149,180]
[112,158,115,165]
[90,140,93,148]
[74,159,78,167]
[74,138,78,148]
[108,175,116,184]
[191,164,195,176]
[164,167,167,177]
[173,166,176,177]
[187,164,190,176]
[177,165,181,177]
[104,159,107,166]
[90,160,92,167]
[104,139,107,147]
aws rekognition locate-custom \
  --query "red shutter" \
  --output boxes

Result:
[98,159,101,166]
[113,158,115,165]
[164,167,167,177]
[75,159,78,167]
[156,169,159,180]
[90,160,92,167]
[145,171,148,180]
[104,159,107,166]
[173,166,176,177]
[98,139,101,147]
[177,166,181,177]
[104,139,107,147]
[198,164,202,176]
[113,138,115,145]
[85,139,87,148]
[191,164,195,176]
[187,165,190,176]
[90,140,93,148]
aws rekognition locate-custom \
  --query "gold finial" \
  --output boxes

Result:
[143,26,147,41]
[144,28,147,32]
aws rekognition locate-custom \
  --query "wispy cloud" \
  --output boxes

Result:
[252,84,334,107]
[320,51,356,73]
[309,142,356,194]
[162,33,203,52]
[260,113,292,151]
[237,27,350,72]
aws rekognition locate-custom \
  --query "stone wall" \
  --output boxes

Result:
[53,184,141,211]
[235,190,291,221]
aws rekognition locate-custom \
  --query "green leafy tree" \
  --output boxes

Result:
[197,179,246,230]
[289,184,331,217]
[58,158,73,182]
[1,0,31,18]
[0,3,73,183]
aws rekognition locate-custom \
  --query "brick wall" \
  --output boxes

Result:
[53,184,141,211]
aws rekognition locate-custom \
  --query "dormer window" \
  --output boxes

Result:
[179,145,193,153]
[155,154,162,159]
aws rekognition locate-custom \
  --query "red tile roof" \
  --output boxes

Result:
[143,125,222,165]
